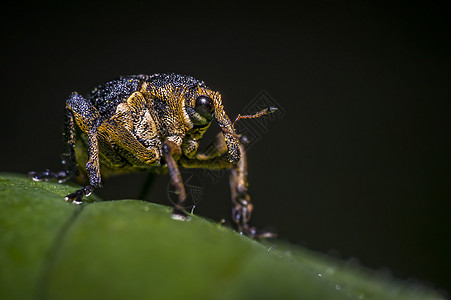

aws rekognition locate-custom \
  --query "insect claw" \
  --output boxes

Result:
[65,190,85,204]
[245,226,277,239]
[171,205,190,221]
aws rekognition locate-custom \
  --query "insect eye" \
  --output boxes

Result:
[195,95,214,118]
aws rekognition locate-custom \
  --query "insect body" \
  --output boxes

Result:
[29,73,274,237]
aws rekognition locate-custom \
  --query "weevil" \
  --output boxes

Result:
[29,73,276,237]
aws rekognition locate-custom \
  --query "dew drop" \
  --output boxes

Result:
[171,213,191,221]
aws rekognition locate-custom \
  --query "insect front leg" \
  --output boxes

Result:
[64,122,102,204]
[180,133,274,237]
[229,144,274,238]
[162,140,189,219]
[229,143,252,235]
[179,132,233,169]
[63,93,103,204]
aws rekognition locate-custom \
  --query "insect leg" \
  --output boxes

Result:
[180,132,275,238]
[162,140,189,219]
[65,119,103,203]
[179,135,254,233]
[61,105,79,178]
[230,144,275,238]
[229,144,254,236]
[180,133,250,231]
[179,132,233,169]
[62,92,104,203]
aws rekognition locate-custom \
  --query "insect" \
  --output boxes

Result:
[29,73,276,237]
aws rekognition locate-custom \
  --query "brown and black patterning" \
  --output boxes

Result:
[29,73,276,238]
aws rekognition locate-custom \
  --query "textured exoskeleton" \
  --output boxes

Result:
[29,73,272,237]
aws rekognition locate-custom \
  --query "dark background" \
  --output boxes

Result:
[2,0,450,295]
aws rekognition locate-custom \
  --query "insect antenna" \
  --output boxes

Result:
[221,107,279,142]
[232,107,278,126]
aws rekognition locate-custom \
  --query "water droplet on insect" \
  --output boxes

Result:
[317,273,322,277]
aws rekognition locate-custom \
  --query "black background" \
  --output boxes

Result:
[2,1,450,295]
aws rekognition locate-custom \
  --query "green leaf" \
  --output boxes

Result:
[0,173,445,300]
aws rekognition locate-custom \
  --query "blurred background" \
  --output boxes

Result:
[2,0,449,295]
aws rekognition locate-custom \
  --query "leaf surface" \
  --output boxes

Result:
[0,173,444,300]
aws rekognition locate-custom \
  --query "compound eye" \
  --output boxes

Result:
[195,95,214,117]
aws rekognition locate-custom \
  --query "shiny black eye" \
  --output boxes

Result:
[195,95,214,118]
